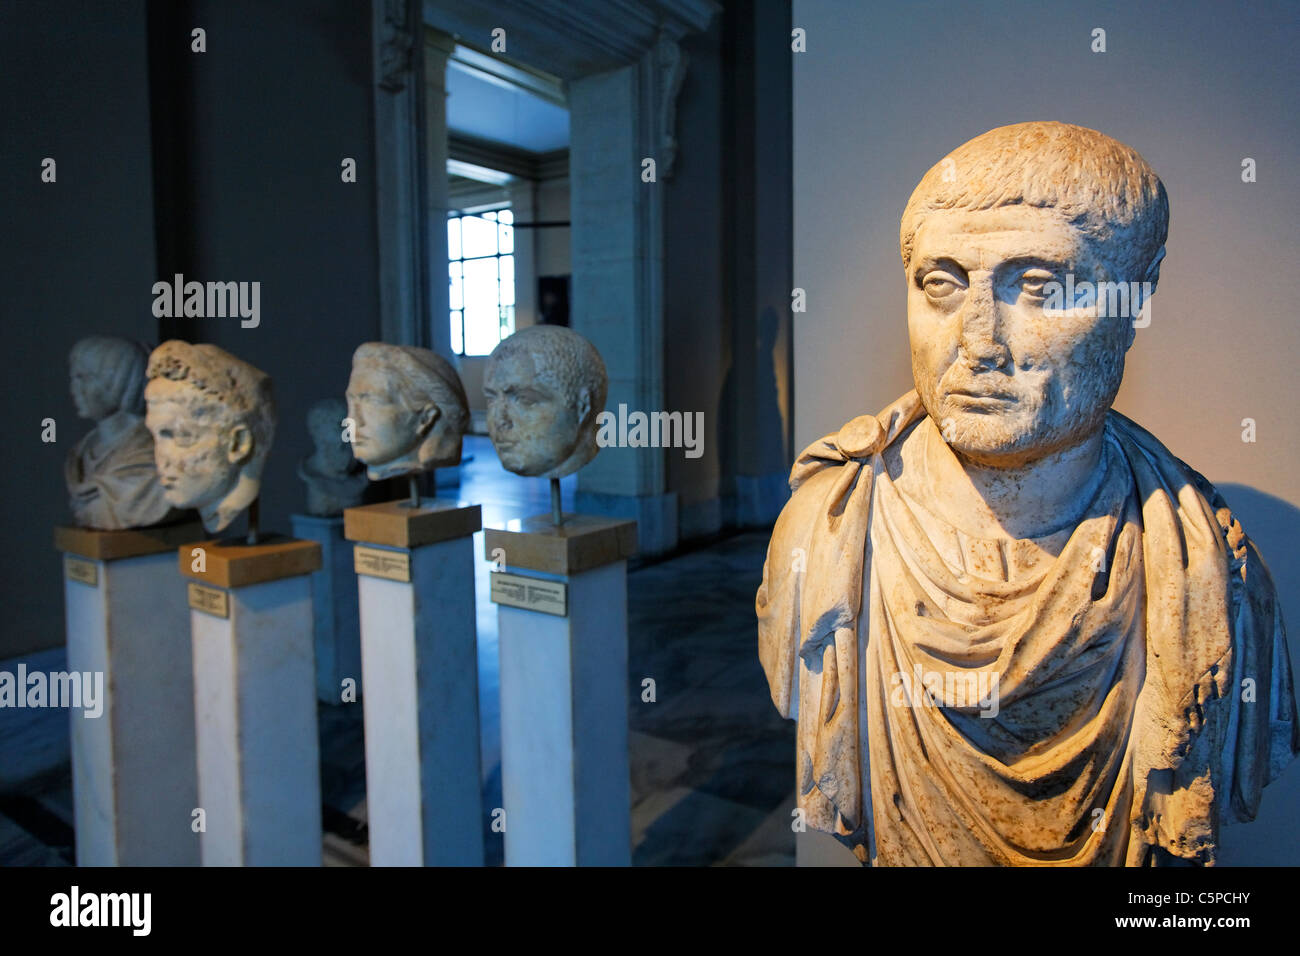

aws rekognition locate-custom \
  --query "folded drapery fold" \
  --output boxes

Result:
[757,391,1298,865]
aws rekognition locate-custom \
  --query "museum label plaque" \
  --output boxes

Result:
[490,571,568,617]
[354,544,411,583]
[187,582,229,618]
[64,555,99,587]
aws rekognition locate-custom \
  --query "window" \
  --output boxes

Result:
[448,208,514,355]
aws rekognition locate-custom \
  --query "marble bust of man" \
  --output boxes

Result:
[144,340,276,534]
[298,398,368,516]
[756,122,1298,867]
[345,342,469,481]
[484,325,607,479]
[65,336,176,530]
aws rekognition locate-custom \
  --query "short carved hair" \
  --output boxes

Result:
[900,121,1169,282]
[351,343,469,435]
[70,336,150,415]
[488,325,607,418]
[145,340,276,459]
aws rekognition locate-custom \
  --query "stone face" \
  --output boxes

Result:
[143,340,276,534]
[298,398,367,516]
[345,342,468,481]
[756,122,1299,866]
[64,336,174,530]
[484,324,608,479]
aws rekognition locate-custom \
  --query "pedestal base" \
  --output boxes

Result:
[346,498,484,866]
[56,521,204,866]
[182,536,323,866]
[487,513,636,866]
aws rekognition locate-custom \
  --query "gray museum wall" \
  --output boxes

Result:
[665,0,794,539]
[665,15,727,538]
[0,0,381,660]
[0,0,159,659]
[792,0,1300,864]
[169,0,382,541]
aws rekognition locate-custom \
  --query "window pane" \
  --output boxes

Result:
[449,271,462,311]
[461,215,497,258]
[499,255,514,306]
[462,257,499,313]
[446,207,512,356]
[464,304,499,355]
[447,218,461,260]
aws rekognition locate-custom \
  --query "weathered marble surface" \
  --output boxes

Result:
[484,325,608,479]
[298,398,367,516]
[757,122,1299,866]
[65,336,174,530]
[345,343,468,481]
[144,340,276,534]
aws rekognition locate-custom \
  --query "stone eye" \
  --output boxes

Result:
[922,272,961,300]
[1019,269,1055,297]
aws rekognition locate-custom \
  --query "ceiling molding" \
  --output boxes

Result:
[423,0,720,80]
[448,132,569,182]
[447,176,511,209]
[448,41,567,108]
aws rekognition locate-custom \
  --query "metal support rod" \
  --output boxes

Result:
[550,477,563,527]
[245,497,260,546]
[407,473,420,509]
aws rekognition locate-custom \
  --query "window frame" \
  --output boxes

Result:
[447,204,516,356]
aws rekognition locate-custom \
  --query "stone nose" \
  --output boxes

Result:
[956,274,1011,371]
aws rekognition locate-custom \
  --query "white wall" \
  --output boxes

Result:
[793,0,1300,864]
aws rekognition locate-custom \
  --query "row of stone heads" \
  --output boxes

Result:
[64,326,609,534]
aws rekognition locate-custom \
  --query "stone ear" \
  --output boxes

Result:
[227,424,253,464]
[417,403,440,436]
[576,387,592,426]
[1144,246,1166,293]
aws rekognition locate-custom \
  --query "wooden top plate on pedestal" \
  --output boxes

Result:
[179,535,322,589]
[343,499,483,549]
[484,513,638,575]
[54,520,206,562]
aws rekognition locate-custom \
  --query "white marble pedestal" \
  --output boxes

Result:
[344,499,484,867]
[180,534,323,866]
[486,513,638,866]
[55,522,205,866]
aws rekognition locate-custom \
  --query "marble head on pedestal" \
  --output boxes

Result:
[299,397,368,516]
[484,325,608,479]
[65,335,175,530]
[345,342,469,481]
[144,340,276,534]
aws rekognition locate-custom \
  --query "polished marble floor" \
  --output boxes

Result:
[0,434,796,867]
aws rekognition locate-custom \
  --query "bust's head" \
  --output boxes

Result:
[901,121,1168,468]
[69,336,149,421]
[144,341,276,532]
[306,398,354,474]
[484,325,608,479]
[345,343,468,480]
